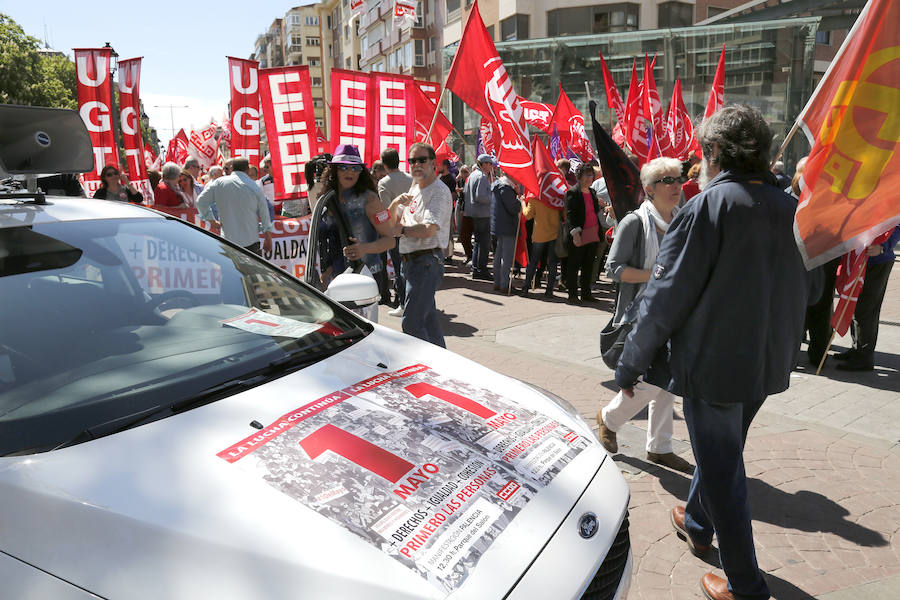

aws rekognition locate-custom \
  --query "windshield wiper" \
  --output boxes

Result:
[49,326,368,452]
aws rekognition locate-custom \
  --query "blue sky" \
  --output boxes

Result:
[3,1,316,146]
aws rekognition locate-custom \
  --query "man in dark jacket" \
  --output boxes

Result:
[615,105,820,600]
[490,174,521,292]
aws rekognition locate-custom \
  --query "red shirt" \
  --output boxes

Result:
[153,181,181,206]
[682,179,701,202]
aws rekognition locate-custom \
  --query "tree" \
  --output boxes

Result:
[0,14,77,109]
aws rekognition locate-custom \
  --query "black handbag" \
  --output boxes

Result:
[600,315,634,370]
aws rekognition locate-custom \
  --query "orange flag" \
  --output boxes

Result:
[794,0,900,268]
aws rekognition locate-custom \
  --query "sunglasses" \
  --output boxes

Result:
[653,176,686,185]
[408,156,432,165]
[336,164,363,172]
[105,172,119,177]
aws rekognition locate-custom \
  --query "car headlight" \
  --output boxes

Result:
[521,381,599,443]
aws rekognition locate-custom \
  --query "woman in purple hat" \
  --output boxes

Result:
[320,144,398,283]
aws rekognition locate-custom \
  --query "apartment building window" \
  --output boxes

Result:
[547,3,638,36]
[816,30,832,45]
[404,44,412,70]
[313,99,324,108]
[290,34,303,48]
[361,35,368,54]
[312,77,322,87]
[414,1,424,28]
[500,14,529,41]
[305,16,319,26]
[486,24,494,40]
[446,0,460,21]
[308,57,321,67]
[307,36,321,46]
[327,14,333,29]
[414,39,425,67]
[658,2,693,28]
[346,57,352,68]
[290,14,301,25]
[315,118,325,128]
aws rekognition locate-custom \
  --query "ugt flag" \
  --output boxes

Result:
[445,0,539,196]
[794,0,900,269]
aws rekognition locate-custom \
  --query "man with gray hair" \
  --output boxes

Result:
[463,154,495,280]
[197,157,273,255]
[183,157,204,196]
[615,105,820,600]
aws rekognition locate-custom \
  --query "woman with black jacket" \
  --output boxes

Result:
[562,163,602,304]
[92,165,143,203]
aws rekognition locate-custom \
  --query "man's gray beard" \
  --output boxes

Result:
[698,159,713,190]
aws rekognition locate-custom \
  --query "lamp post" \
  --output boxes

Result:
[103,42,124,168]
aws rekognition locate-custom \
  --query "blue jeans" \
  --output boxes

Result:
[683,395,770,600]
[401,251,445,347]
[493,234,516,290]
[524,240,557,290]
[472,217,491,274]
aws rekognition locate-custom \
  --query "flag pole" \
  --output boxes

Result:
[508,209,522,296]
[770,119,801,169]
[815,265,863,375]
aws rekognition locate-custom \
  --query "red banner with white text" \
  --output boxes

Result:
[330,69,375,165]
[259,65,318,200]
[228,56,261,168]
[373,73,417,170]
[75,47,118,196]
[117,57,151,202]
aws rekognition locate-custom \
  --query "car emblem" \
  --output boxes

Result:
[578,512,599,539]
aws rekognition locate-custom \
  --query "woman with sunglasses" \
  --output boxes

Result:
[597,156,693,473]
[92,165,144,203]
[319,144,397,283]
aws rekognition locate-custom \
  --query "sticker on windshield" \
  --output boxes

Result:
[219,308,323,338]
[216,364,590,595]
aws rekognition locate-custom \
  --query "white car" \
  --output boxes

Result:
[0,106,632,600]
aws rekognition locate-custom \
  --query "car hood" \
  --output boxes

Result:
[0,325,608,600]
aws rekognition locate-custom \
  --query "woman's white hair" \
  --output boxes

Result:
[161,162,182,181]
[640,157,683,189]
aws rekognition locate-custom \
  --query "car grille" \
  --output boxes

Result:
[580,512,630,600]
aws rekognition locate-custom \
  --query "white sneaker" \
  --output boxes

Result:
[388,307,404,317]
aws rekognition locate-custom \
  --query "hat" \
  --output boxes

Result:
[477,153,496,165]
[331,144,365,165]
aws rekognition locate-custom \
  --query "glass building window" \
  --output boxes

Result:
[414,39,426,66]
[547,4,639,37]
[658,2,693,28]
[446,0,460,21]
[501,14,529,41]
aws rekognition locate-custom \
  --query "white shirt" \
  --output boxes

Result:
[399,178,452,254]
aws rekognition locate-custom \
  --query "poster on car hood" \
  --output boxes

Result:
[217,364,589,594]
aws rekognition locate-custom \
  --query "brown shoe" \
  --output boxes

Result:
[647,451,694,473]
[700,573,735,600]
[595,411,618,453]
[671,506,711,557]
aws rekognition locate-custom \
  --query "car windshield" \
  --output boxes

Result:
[0,216,369,456]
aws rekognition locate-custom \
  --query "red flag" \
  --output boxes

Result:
[519,98,554,133]
[665,79,700,160]
[599,52,626,145]
[167,129,189,166]
[315,127,328,154]
[531,137,566,211]
[415,79,441,106]
[831,230,893,335]
[414,85,453,146]
[515,212,528,267]
[143,143,157,169]
[228,56,261,168]
[258,65,318,200]
[74,47,118,196]
[330,69,375,162]
[479,117,498,157]
[642,56,676,160]
[117,57,151,202]
[550,85,595,162]
[623,59,651,160]
[703,45,726,120]
[188,123,218,168]
[444,0,539,196]
[795,0,900,268]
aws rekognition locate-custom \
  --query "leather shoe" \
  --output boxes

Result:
[566,296,581,306]
[581,295,600,303]
[671,506,712,557]
[700,573,735,600]
[833,348,857,361]
[835,356,874,371]
[595,411,618,453]
[648,451,694,473]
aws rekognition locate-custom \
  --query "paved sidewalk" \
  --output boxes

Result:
[378,250,900,599]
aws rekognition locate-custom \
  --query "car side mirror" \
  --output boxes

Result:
[324,272,380,310]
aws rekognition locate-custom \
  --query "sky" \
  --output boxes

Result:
[2,1,317,148]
